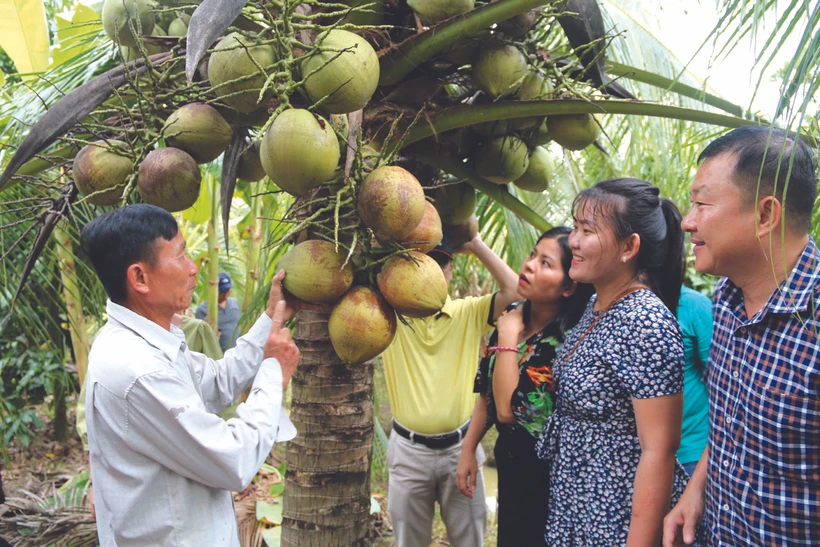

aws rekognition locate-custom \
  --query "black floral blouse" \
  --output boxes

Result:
[474,301,562,439]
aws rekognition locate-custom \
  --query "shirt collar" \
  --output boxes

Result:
[716,237,820,318]
[437,295,455,318]
[106,300,185,362]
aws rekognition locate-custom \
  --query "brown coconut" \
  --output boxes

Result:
[163,103,233,164]
[73,140,134,206]
[236,141,266,182]
[137,147,201,212]
[329,286,397,364]
[277,240,354,303]
[399,200,443,253]
[445,214,479,250]
[377,252,448,318]
[434,183,476,226]
[358,166,425,241]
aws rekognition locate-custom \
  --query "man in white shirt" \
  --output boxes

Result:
[80,204,301,546]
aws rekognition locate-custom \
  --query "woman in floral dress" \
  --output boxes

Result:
[457,227,592,546]
[536,178,700,546]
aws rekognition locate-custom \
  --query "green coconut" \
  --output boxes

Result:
[259,109,340,196]
[399,200,443,253]
[208,32,277,113]
[329,286,397,364]
[302,30,380,114]
[377,252,448,318]
[119,25,164,60]
[514,146,553,192]
[138,147,201,212]
[163,103,233,164]
[102,0,155,47]
[73,140,134,206]
[475,136,530,184]
[434,183,476,225]
[509,71,554,129]
[277,240,354,303]
[532,118,551,145]
[357,166,426,241]
[330,0,386,26]
[166,17,187,36]
[547,114,600,151]
[472,42,527,98]
[236,141,266,182]
[407,0,474,26]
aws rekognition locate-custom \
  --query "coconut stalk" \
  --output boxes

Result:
[54,220,90,386]
[282,309,374,547]
[205,173,220,333]
[389,99,781,154]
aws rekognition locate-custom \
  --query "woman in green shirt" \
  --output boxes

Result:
[676,285,713,476]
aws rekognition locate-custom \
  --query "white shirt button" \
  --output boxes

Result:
[725,416,732,424]
[733,371,739,378]
[723,460,730,467]
[739,327,747,335]
[723,504,730,511]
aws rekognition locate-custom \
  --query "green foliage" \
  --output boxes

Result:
[0,335,71,452]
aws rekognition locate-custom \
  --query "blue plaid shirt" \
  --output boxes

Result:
[706,237,820,545]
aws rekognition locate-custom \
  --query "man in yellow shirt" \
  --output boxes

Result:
[382,233,519,547]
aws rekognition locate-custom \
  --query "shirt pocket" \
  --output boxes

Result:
[743,380,820,481]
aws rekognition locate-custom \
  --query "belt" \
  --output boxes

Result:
[392,420,469,449]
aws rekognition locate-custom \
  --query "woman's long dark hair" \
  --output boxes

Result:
[572,178,685,315]
[522,226,594,341]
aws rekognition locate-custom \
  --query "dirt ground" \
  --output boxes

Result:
[1,392,498,547]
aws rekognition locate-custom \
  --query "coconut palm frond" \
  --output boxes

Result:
[0,489,97,547]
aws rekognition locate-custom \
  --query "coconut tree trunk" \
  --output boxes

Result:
[282,309,374,546]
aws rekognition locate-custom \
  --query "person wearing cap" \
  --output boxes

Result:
[381,232,520,547]
[196,272,242,351]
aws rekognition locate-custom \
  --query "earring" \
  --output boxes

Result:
[621,256,627,262]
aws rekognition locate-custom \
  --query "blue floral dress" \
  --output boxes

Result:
[536,289,697,546]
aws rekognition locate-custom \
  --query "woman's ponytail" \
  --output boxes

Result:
[654,198,685,316]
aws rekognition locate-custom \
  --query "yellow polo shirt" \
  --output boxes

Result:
[381,294,495,434]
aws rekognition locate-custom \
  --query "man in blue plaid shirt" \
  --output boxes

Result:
[664,126,819,546]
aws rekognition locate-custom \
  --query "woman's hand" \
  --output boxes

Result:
[497,305,525,343]
[456,447,479,498]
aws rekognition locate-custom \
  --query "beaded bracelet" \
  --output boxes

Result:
[486,346,518,354]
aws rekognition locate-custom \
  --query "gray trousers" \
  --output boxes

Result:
[387,429,487,547]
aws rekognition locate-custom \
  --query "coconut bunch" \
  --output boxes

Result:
[272,165,455,365]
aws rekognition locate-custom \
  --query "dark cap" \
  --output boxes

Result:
[218,272,232,292]
[427,236,453,266]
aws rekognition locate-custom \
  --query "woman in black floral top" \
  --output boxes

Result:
[456,227,592,546]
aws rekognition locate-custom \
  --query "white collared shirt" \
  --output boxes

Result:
[85,301,296,546]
